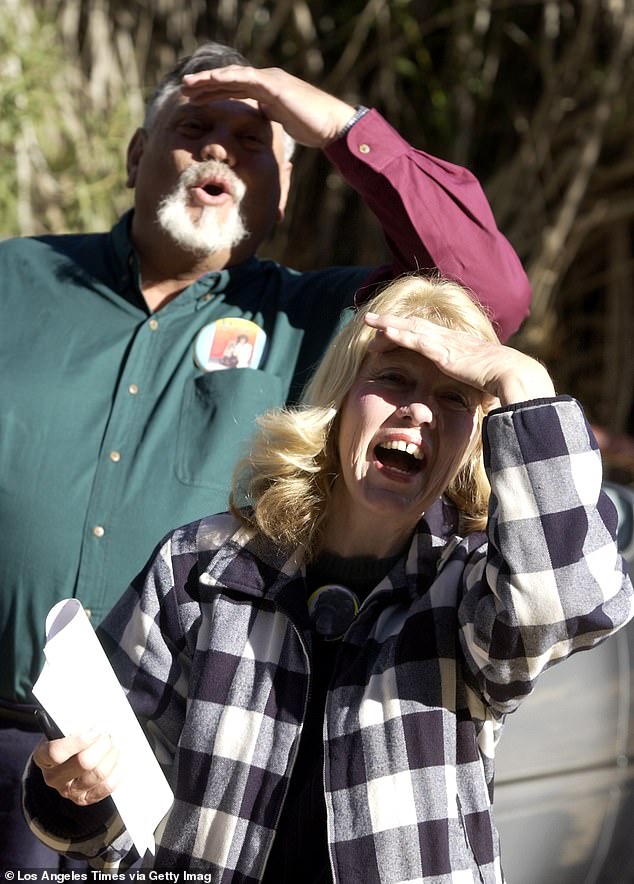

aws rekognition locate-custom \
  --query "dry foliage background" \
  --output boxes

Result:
[2,0,633,480]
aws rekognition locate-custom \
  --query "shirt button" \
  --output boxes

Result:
[359,143,371,154]
[128,383,139,395]
[109,450,121,463]
[149,318,159,331]
[93,525,105,538]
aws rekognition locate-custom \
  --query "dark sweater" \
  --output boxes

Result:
[262,550,401,884]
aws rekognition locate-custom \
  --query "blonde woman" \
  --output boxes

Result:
[25,276,632,883]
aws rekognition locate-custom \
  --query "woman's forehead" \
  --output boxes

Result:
[361,344,483,400]
[363,346,432,371]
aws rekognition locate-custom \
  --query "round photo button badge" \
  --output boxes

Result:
[193,317,267,372]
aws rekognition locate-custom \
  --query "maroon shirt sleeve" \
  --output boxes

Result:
[324,109,531,342]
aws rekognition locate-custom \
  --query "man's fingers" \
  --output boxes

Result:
[180,66,355,147]
[181,66,276,103]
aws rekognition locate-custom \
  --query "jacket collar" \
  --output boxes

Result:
[198,497,481,614]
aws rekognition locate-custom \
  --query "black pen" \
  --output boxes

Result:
[34,707,64,740]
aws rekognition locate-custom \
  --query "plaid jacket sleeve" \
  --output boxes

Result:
[457,396,634,714]
[24,513,242,868]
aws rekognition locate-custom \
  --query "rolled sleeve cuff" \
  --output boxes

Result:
[22,756,123,857]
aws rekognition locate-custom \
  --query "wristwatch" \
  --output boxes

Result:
[337,105,370,139]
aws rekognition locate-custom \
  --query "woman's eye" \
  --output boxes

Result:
[378,372,408,385]
[442,391,471,409]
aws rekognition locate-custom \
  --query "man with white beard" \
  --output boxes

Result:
[0,41,531,869]
[156,158,249,256]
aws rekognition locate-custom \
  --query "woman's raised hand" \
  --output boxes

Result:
[365,312,555,407]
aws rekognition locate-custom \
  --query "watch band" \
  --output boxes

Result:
[336,105,370,140]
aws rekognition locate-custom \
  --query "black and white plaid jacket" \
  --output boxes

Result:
[25,397,634,882]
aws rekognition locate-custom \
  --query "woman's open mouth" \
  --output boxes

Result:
[374,440,424,477]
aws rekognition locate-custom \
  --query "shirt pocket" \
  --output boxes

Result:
[176,369,284,491]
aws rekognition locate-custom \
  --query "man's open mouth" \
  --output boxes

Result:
[200,180,229,197]
[190,176,233,203]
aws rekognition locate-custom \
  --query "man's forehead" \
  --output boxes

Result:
[161,92,287,150]
[169,93,268,122]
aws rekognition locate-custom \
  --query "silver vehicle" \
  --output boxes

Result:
[495,482,634,884]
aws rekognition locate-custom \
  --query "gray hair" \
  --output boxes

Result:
[144,41,296,161]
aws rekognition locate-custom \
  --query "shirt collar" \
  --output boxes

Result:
[109,210,262,306]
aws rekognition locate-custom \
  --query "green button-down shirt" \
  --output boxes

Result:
[1,109,532,704]
[0,212,365,701]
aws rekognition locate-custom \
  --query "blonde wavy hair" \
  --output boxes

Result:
[230,275,500,559]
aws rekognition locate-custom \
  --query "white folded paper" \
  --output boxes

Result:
[33,598,174,857]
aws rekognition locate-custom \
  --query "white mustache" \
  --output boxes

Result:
[178,160,246,204]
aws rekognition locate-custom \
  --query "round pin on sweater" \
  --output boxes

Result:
[307,584,360,641]
[193,317,267,372]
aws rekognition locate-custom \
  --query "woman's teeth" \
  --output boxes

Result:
[379,439,423,460]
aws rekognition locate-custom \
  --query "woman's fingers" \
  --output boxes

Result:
[364,312,555,404]
[33,731,122,806]
[365,312,497,382]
